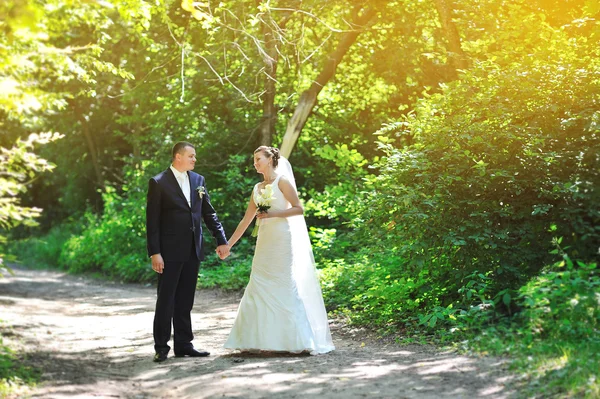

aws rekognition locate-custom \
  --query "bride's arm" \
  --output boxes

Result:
[226,192,258,248]
[257,176,303,219]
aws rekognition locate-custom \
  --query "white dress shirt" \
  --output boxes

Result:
[170,165,191,207]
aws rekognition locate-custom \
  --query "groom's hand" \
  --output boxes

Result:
[216,245,229,260]
[216,245,230,260]
[151,254,164,274]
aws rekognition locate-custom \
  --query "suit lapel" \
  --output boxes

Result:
[188,172,195,209]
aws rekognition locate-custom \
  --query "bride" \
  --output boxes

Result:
[223,146,334,354]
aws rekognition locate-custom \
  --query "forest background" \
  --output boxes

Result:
[1,0,599,397]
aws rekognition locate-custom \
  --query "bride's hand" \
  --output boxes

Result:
[256,211,270,219]
[257,210,278,219]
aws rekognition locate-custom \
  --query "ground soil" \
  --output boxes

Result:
[0,266,517,398]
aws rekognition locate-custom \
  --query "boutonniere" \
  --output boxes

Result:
[195,185,205,199]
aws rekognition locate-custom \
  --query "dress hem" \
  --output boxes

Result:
[223,345,335,355]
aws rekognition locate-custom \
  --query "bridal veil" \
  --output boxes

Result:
[276,157,335,353]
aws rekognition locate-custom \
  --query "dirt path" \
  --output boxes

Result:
[0,266,516,399]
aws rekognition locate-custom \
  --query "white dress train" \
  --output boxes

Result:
[224,174,334,354]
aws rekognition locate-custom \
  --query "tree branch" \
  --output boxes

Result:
[280,5,378,157]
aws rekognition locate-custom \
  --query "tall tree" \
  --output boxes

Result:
[432,0,467,72]
[279,5,378,157]
[257,12,290,146]
[181,0,382,157]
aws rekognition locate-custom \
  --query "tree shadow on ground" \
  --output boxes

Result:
[1,266,517,399]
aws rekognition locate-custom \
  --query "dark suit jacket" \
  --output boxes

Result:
[146,168,227,262]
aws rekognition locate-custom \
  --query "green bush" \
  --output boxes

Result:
[59,165,152,282]
[0,336,40,397]
[198,256,252,290]
[469,254,599,398]
[359,28,600,311]
[518,253,599,342]
[197,238,254,290]
[320,248,445,330]
[7,222,78,269]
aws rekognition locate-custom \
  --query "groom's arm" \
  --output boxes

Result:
[146,178,162,257]
[200,184,228,247]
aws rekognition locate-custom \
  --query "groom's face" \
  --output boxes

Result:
[176,146,196,171]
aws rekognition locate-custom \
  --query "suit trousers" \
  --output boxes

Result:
[153,239,199,353]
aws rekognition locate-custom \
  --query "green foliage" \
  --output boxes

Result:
[4,1,600,396]
[361,21,600,310]
[519,246,599,342]
[319,245,600,395]
[315,7,600,395]
[305,143,372,225]
[211,154,265,236]
[7,223,78,269]
[468,254,599,398]
[0,336,40,397]
[0,133,63,274]
[198,255,252,291]
[0,134,62,231]
[320,250,436,330]
[58,166,150,281]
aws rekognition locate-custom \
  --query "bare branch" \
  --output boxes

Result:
[224,75,259,103]
[280,5,379,157]
[190,51,225,85]
[261,69,279,84]
[301,32,332,63]
[180,46,186,103]
[106,53,179,98]
[268,7,349,33]
[38,43,95,54]
[230,41,252,61]
[219,8,275,64]
[166,22,183,47]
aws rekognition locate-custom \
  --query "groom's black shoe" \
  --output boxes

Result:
[153,351,168,363]
[174,348,210,358]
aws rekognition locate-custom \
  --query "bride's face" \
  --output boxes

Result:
[253,152,271,174]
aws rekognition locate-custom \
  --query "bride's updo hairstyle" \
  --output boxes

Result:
[254,146,280,169]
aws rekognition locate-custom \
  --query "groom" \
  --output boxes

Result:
[146,141,229,362]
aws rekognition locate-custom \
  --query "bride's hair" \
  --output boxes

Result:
[254,146,280,168]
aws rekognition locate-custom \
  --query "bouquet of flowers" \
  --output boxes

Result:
[251,184,275,237]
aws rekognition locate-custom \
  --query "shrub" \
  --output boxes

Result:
[360,29,600,309]
[59,166,152,282]
[7,222,79,269]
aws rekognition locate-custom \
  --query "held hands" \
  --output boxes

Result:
[151,254,164,274]
[216,244,230,260]
[153,247,229,270]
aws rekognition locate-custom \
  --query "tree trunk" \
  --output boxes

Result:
[279,6,377,158]
[78,114,104,189]
[433,0,468,71]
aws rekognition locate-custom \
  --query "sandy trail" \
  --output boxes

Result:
[0,266,515,398]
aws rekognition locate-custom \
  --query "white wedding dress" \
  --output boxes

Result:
[224,172,334,354]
